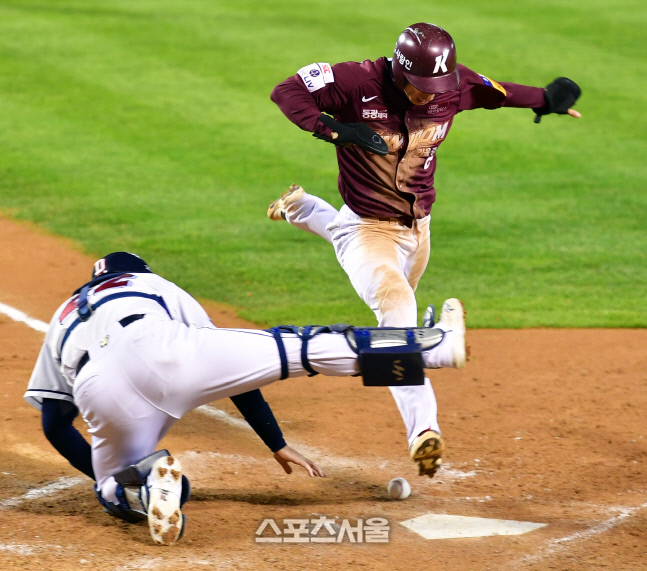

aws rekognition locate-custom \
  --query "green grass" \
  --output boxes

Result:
[0,0,645,327]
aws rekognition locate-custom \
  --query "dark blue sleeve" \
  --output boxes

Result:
[229,390,286,453]
[41,399,95,480]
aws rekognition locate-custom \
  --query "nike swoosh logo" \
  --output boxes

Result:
[362,95,378,102]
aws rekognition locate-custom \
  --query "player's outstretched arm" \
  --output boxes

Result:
[273,445,326,477]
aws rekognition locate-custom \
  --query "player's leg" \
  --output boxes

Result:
[73,354,188,545]
[385,216,452,476]
[73,357,176,490]
[267,184,338,243]
[327,209,449,475]
[116,315,463,418]
[402,215,431,293]
[328,206,419,325]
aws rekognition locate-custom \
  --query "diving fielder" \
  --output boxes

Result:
[25,252,466,546]
[267,22,581,470]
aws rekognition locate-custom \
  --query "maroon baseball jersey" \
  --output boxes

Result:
[271,58,546,221]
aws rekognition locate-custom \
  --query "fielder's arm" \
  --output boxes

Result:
[41,398,95,480]
[230,389,325,476]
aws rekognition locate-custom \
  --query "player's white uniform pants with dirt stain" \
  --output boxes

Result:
[74,314,456,501]
[283,194,438,445]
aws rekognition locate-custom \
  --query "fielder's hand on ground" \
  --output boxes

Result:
[314,114,389,156]
[534,77,582,123]
[274,445,326,477]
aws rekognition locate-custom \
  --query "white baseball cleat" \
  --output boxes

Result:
[147,455,185,546]
[267,184,306,221]
[437,298,466,368]
[410,430,445,477]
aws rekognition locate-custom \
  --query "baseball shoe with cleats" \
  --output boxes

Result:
[267,184,305,221]
[437,298,466,368]
[147,455,185,546]
[410,430,445,477]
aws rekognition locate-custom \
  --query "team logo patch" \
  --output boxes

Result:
[362,108,388,120]
[427,103,448,115]
[297,63,334,92]
[479,74,507,96]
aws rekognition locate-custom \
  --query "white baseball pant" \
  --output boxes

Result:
[284,194,437,445]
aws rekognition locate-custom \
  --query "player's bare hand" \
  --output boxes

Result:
[568,108,582,118]
[274,445,326,477]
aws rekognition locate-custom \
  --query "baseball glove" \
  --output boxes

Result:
[313,114,389,156]
[533,77,581,123]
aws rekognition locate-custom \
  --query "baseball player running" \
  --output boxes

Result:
[267,22,581,473]
[25,252,466,546]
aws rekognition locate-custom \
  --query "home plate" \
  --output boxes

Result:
[400,514,547,539]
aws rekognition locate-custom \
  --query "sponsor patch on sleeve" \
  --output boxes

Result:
[478,74,507,96]
[297,62,335,92]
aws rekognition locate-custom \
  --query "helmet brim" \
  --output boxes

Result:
[404,69,460,94]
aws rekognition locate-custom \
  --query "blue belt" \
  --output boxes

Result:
[61,291,171,354]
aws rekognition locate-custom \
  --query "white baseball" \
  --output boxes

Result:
[387,477,411,500]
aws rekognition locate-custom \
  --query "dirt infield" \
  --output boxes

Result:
[1,214,646,570]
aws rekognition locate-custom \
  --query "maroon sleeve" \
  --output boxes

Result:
[270,76,327,134]
[270,61,366,138]
[457,64,546,111]
[499,81,546,108]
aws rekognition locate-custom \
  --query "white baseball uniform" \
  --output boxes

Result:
[26,272,458,501]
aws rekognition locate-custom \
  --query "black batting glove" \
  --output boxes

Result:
[533,77,581,123]
[313,114,389,156]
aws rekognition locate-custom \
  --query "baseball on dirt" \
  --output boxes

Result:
[387,477,411,500]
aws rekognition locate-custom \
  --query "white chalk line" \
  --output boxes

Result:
[520,501,647,565]
[0,301,48,333]
[0,476,85,509]
[0,543,38,556]
[108,554,243,571]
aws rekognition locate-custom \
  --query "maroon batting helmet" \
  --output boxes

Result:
[392,23,459,94]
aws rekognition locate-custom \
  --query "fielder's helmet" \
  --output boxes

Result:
[92,252,152,278]
[392,23,459,94]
